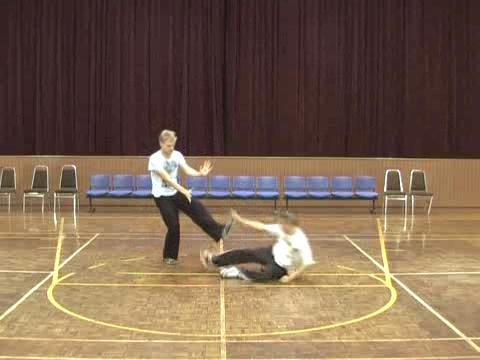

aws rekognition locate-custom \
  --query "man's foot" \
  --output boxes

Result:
[200,249,214,269]
[221,217,235,240]
[220,266,250,280]
[163,258,178,265]
[219,266,240,278]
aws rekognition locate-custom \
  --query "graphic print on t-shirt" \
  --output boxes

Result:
[162,160,178,188]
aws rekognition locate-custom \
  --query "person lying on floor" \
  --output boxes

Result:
[200,210,315,282]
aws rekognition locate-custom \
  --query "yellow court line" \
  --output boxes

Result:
[59,283,217,288]
[0,226,99,323]
[118,272,218,276]
[344,230,480,354]
[87,263,106,270]
[120,257,145,262]
[47,268,397,337]
[0,336,479,344]
[117,270,480,277]
[219,240,227,360]
[57,282,385,289]
[52,218,65,284]
[377,219,393,287]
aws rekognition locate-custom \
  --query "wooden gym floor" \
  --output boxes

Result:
[0,206,479,359]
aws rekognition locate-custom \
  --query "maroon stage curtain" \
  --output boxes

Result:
[1,0,479,157]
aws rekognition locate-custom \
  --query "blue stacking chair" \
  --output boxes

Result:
[132,175,152,198]
[307,176,331,199]
[86,174,110,212]
[108,175,134,197]
[232,176,256,199]
[355,176,378,213]
[331,176,354,199]
[186,176,208,198]
[208,176,231,199]
[284,176,307,209]
[256,176,279,209]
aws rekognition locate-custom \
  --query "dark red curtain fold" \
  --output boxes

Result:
[1,0,479,157]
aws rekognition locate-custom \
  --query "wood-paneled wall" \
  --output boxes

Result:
[0,156,478,208]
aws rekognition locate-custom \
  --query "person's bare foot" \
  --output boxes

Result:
[200,249,214,269]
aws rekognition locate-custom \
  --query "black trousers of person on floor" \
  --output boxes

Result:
[212,246,288,281]
[154,192,225,260]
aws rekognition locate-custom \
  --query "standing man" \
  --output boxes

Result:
[149,130,233,265]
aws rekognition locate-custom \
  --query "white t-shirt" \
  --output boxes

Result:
[148,150,186,197]
[264,224,314,273]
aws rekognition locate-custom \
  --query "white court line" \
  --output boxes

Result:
[0,270,51,274]
[343,234,480,353]
[0,233,100,322]
[0,355,479,360]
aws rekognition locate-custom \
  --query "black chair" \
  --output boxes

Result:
[54,165,79,218]
[0,167,16,213]
[409,169,433,215]
[23,165,49,213]
[383,169,407,216]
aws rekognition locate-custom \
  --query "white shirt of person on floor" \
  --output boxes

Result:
[148,149,186,197]
[264,223,315,273]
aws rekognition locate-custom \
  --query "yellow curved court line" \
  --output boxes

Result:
[47,269,398,338]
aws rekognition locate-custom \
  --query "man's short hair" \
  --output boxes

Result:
[159,130,177,144]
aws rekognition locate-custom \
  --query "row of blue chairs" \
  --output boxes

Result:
[86,174,378,212]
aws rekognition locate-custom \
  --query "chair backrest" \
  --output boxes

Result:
[210,176,230,191]
[233,176,255,191]
[90,175,110,190]
[307,176,329,192]
[186,176,208,191]
[355,176,376,192]
[410,170,427,192]
[285,176,306,192]
[256,176,279,192]
[59,165,78,190]
[332,176,353,191]
[384,169,403,192]
[0,167,16,190]
[112,175,134,190]
[31,165,49,192]
[136,175,152,190]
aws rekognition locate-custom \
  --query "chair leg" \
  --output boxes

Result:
[73,195,77,229]
[23,195,26,213]
[73,195,76,218]
[428,197,433,215]
[286,198,289,211]
[384,197,388,215]
[411,196,415,216]
[8,194,11,214]
[404,197,407,217]
[41,196,44,214]
[89,197,92,213]
[54,194,57,215]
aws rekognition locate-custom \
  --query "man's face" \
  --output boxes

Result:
[280,222,296,235]
[160,139,176,156]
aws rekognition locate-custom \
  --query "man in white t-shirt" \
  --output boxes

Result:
[149,130,233,265]
[201,210,315,282]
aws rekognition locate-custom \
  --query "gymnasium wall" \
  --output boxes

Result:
[1,156,479,209]
[1,0,480,157]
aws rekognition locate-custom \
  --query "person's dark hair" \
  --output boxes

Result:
[277,210,299,227]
